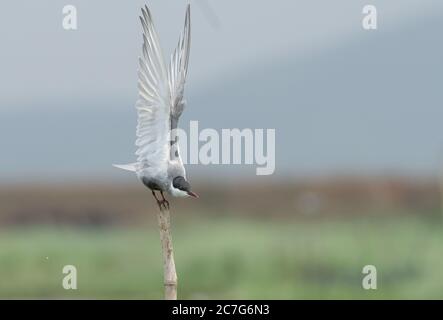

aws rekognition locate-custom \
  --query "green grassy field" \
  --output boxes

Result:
[0,216,442,299]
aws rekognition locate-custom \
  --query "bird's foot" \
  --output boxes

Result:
[157,199,169,211]
[159,191,170,210]
[152,190,169,211]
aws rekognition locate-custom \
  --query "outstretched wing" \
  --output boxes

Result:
[135,6,170,172]
[168,5,191,162]
[168,4,191,127]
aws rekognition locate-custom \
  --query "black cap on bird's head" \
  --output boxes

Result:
[172,176,199,198]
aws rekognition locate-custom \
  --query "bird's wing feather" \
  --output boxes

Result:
[168,4,191,126]
[168,5,191,164]
[135,6,170,172]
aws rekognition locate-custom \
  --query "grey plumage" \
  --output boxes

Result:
[113,5,197,200]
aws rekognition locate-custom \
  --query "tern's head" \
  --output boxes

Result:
[171,176,199,198]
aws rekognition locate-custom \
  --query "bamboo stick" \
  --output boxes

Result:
[156,206,177,300]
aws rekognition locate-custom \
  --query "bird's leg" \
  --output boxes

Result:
[160,191,170,210]
[152,190,164,210]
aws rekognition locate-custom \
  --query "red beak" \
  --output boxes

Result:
[187,191,199,198]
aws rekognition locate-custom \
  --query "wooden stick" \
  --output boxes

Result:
[156,206,177,300]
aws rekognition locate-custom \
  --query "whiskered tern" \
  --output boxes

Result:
[114,4,198,210]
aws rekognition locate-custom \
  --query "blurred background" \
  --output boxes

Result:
[1,0,443,299]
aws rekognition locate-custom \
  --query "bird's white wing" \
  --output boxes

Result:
[168,4,191,123]
[168,5,191,165]
[135,6,170,172]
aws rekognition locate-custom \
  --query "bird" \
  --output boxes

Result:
[113,4,198,210]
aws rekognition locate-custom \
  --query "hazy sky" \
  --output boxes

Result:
[0,0,441,106]
[0,1,442,182]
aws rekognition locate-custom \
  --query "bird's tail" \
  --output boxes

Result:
[112,163,137,172]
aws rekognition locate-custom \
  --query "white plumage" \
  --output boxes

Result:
[114,5,197,205]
